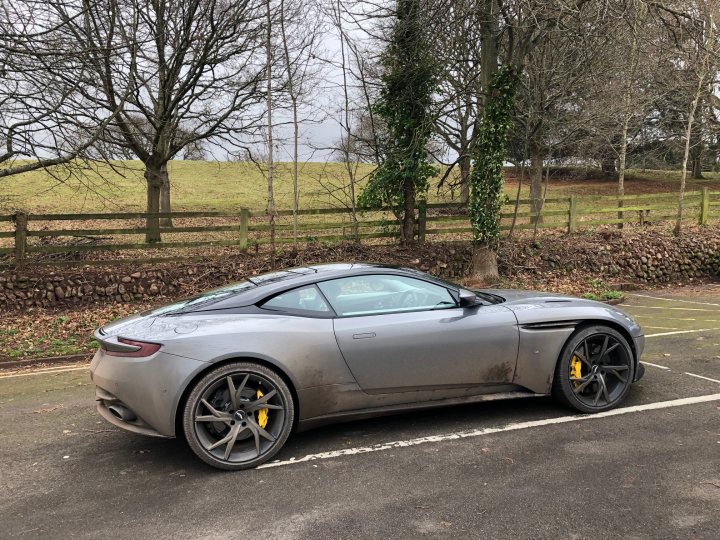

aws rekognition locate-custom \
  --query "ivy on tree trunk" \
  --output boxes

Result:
[358,0,437,245]
[469,65,518,276]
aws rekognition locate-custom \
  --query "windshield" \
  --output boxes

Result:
[146,281,256,316]
[399,267,504,304]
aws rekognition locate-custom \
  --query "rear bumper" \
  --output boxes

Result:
[90,348,208,438]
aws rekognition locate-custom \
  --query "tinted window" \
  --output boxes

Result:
[317,275,456,317]
[261,285,331,315]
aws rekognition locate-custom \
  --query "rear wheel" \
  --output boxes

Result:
[552,325,635,413]
[182,361,294,470]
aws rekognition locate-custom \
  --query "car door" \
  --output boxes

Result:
[317,274,519,393]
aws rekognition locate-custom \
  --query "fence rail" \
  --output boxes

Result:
[0,188,716,268]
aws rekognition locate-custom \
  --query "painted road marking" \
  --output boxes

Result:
[642,326,680,330]
[258,393,720,469]
[641,361,671,370]
[684,372,720,385]
[645,329,720,338]
[0,366,88,380]
[618,305,719,312]
[627,293,720,307]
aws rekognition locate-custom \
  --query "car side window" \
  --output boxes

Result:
[260,285,331,315]
[317,275,457,317]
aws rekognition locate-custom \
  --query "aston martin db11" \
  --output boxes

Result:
[90,263,645,469]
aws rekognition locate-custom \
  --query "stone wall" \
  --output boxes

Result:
[1,227,718,311]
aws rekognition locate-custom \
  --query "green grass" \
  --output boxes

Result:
[1,160,717,215]
[0,160,378,214]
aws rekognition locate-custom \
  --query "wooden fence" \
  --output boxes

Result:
[0,188,718,268]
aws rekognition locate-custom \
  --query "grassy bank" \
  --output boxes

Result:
[1,160,718,214]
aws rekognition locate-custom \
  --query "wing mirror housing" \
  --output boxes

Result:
[458,289,482,308]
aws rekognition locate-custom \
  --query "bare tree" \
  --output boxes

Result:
[0,1,126,179]
[37,0,267,242]
[279,0,324,248]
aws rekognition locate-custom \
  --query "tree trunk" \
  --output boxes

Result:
[459,153,471,204]
[401,177,416,244]
[529,147,543,224]
[601,157,617,178]
[691,154,704,179]
[676,75,704,236]
[265,0,276,264]
[144,162,163,243]
[617,116,630,229]
[472,244,498,283]
[479,0,499,109]
[159,163,172,227]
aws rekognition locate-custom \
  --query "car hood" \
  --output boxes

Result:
[486,289,575,305]
[485,289,642,337]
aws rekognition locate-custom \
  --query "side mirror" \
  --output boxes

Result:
[458,289,482,308]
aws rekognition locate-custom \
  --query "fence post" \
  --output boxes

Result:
[700,187,709,225]
[239,208,250,251]
[417,203,427,243]
[13,211,28,268]
[568,196,577,233]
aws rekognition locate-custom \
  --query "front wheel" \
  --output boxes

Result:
[552,325,635,413]
[182,361,294,470]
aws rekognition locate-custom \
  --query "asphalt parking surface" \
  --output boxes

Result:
[1,287,719,539]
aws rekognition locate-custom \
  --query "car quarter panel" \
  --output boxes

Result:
[159,314,357,390]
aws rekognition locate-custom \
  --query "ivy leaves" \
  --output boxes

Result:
[469,66,519,249]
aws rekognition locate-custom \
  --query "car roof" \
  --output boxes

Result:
[193,262,457,311]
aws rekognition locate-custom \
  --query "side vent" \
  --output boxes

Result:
[522,320,580,330]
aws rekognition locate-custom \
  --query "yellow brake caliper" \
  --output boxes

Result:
[256,389,269,429]
[570,355,582,387]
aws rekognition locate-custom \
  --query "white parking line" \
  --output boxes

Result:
[642,326,680,330]
[645,329,720,338]
[258,393,720,469]
[684,372,720,385]
[627,293,720,307]
[0,366,88,380]
[641,361,671,370]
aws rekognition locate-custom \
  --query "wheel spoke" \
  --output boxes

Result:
[223,424,243,460]
[226,376,238,410]
[599,373,610,404]
[574,341,592,369]
[573,374,595,394]
[598,336,609,362]
[605,368,628,384]
[195,414,231,423]
[234,374,250,406]
[603,343,619,359]
[200,399,226,418]
[249,417,276,442]
[251,424,261,457]
[249,389,277,409]
[592,380,603,405]
[207,429,235,451]
[602,365,629,371]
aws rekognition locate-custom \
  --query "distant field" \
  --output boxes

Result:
[0,159,718,214]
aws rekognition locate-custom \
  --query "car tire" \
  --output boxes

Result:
[182,361,295,470]
[552,325,635,413]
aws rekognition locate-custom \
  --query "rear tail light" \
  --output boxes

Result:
[102,337,161,357]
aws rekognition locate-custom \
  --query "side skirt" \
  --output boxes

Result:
[296,390,545,432]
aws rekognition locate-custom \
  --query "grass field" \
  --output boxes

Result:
[1,159,719,214]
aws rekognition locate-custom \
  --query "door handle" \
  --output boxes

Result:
[352,332,376,340]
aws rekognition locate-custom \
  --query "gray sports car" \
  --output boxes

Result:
[90,263,645,470]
